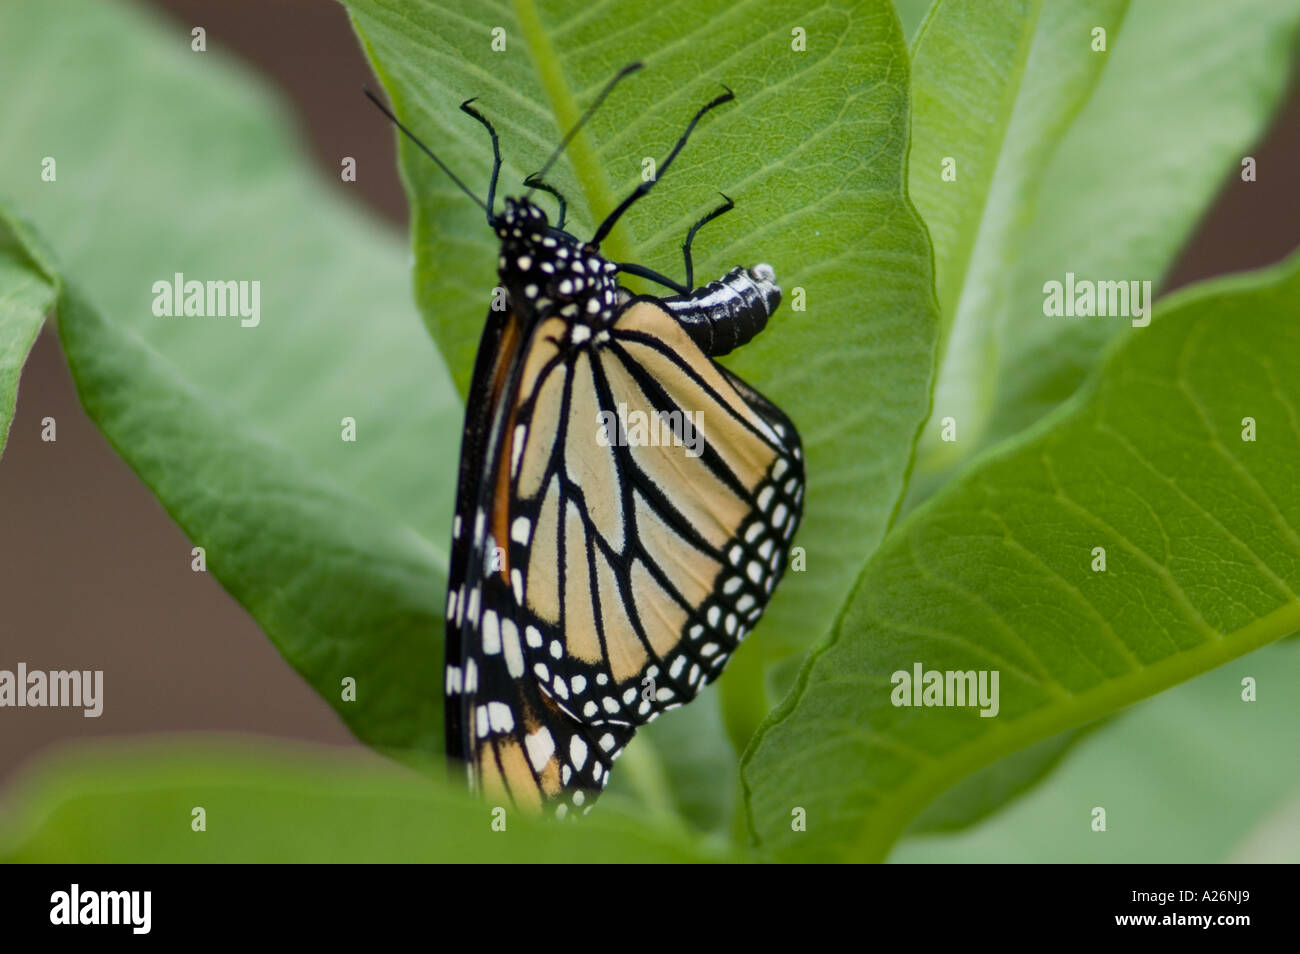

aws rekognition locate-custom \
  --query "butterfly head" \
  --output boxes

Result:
[496,196,621,331]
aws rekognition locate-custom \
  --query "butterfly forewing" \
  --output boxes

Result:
[444,304,521,765]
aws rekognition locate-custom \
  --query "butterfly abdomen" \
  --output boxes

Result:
[661,264,781,357]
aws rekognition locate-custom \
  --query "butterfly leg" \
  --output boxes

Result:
[460,99,502,219]
[591,86,735,247]
[614,261,688,295]
[682,193,734,290]
[613,193,733,295]
[522,173,567,230]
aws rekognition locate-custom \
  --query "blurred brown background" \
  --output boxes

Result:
[1,0,1297,786]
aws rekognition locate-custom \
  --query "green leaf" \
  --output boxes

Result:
[0,209,54,460]
[892,0,935,43]
[891,640,1300,862]
[904,722,1100,833]
[0,738,741,863]
[0,0,462,760]
[909,0,1045,333]
[908,0,1127,471]
[743,253,1300,861]
[0,207,444,766]
[889,0,1294,831]
[891,0,1126,822]
[888,0,1298,826]
[907,0,1300,498]
[987,0,1300,449]
[346,0,939,814]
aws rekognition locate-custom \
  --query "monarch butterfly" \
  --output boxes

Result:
[366,63,804,817]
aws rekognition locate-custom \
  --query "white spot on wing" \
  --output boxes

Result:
[512,425,527,476]
[487,701,514,732]
[570,735,588,769]
[525,728,554,771]
[511,516,531,545]
[482,610,501,654]
[502,618,524,677]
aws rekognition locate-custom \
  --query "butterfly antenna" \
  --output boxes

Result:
[363,86,489,215]
[525,61,643,198]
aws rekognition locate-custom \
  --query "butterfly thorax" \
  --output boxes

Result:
[495,197,620,341]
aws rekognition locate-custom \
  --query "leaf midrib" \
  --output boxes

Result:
[510,0,634,265]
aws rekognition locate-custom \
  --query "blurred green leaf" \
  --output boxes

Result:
[908,0,1127,478]
[891,640,1300,862]
[0,0,462,761]
[744,254,1300,861]
[346,0,939,819]
[910,0,1044,332]
[0,211,53,461]
[0,208,447,766]
[907,0,1300,501]
[1228,786,1300,863]
[0,738,740,863]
